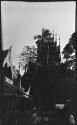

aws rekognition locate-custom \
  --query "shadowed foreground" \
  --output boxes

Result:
[7,110,76,125]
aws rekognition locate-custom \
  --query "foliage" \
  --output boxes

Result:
[19,45,37,71]
[20,46,37,91]
[21,62,37,91]
[62,44,73,60]
[62,32,76,72]
[69,32,77,51]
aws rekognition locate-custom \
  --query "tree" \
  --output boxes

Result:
[21,62,37,91]
[62,43,72,62]
[69,32,76,51]
[19,45,37,71]
[62,32,76,72]
[19,45,37,94]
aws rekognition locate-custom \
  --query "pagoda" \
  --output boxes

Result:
[36,30,61,67]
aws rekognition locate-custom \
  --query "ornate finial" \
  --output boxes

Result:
[59,37,60,41]
[55,32,57,42]
[58,36,61,62]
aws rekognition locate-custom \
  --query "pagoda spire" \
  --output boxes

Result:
[52,29,55,42]
[59,37,60,47]
[53,29,54,36]
[55,33,57,45]
[59,36,61,62]
[18,64,21,90]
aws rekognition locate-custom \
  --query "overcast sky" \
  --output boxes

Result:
[1,1,76,67]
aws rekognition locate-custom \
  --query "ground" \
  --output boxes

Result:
[7,110,77,125]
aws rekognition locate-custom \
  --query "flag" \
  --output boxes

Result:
[3,45,12,68]
[3,45,18,79]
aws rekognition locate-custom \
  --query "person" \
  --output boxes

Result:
[69,114,76,124]
[64,98,71,119]
[31,107,41,124]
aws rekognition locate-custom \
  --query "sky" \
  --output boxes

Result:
[1,1,76,68]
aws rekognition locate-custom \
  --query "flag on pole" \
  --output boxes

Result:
[3,45,18,79]
[3,45,12,68]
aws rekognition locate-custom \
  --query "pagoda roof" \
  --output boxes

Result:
[1,81,18,96]
[1,78,32,99]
